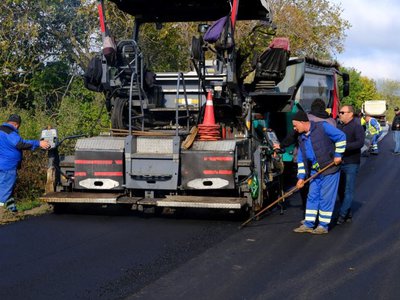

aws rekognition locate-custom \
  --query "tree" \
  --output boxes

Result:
[270,0,351,59]
[340,67,378,109]
[376,79,400,121]
[0,0,98,109]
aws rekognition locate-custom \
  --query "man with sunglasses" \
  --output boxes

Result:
[337,105,365,224]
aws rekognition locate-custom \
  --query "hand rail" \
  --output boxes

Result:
[175,72,190,136]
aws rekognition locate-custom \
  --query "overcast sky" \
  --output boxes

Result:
[329,0,400,82]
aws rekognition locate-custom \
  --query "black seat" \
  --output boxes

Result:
[117,40,140,71]
[255,37,290,85]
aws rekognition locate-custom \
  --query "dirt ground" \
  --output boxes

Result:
[0,203,52,225]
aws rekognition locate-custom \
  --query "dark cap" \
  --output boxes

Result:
[292,110,309,122]
[7,114,22,124]
[310,98,329,118]
[395,106,399,112]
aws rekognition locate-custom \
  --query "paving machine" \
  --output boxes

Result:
[41,0,349,215]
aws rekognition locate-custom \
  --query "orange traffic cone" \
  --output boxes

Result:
[202,91,216,125]
[198,91,220,141]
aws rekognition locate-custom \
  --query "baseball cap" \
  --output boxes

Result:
[292,110,309,122]
[7,114,22,124]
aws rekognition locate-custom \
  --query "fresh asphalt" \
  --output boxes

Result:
[0,130,399,300]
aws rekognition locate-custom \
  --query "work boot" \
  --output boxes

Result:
[346,211,353,223]
[311,226,328,235]
[7,204,18,213]
[336,215,346,225]
[293,224,313,233]
[5,198,18,213]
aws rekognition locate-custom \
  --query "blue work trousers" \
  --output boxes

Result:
[371,133,381,152]
[393,131,400,153]
[304,171,340,230]
[338,164,360,218]
[0,169,17,204]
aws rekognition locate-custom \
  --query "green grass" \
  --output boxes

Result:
[16,199,43,212]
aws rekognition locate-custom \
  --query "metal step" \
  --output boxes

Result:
[41,192,126,204]
[156,195,247,209]
[237,159,251,167]
[41,191,248,209]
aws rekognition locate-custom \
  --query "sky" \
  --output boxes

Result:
[329,0,400,82]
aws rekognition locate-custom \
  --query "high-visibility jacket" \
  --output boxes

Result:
[366,118,381,135]
[360,117,366,127]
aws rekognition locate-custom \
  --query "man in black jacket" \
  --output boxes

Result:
[391,106,400,154]
[336,105,365,224]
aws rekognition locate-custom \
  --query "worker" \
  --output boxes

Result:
[0,114,50,213]
[277,99,336,211]
[365,114,381,155]
[357,111,367,131]
[336,105,365,224]
[307,98,336,127]
[291,110,346,234]
[391,106,400,154]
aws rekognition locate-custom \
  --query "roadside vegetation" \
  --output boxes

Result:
[1,0,399,209]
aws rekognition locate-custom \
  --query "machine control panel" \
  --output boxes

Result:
[40,128,58,149]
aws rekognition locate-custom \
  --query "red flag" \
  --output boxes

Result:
[230,0,239,29]
[97,2,106,34]
[332,73,339,119]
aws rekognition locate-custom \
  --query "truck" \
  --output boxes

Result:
[41,0,349,216]
[362,100,388,126]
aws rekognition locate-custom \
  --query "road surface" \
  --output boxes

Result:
[0,131,399,300]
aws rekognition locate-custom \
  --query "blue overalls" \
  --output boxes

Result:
[297,121,346,230]
[0,123,39,208]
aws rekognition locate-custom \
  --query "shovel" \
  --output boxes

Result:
[239,161,336,229]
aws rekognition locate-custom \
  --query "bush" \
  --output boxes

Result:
[0,108,51,203]
[15,151,48,201]
[0,78,110,204]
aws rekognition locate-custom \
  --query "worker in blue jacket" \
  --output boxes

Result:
[0,114,50,212]
[291,110,346,234]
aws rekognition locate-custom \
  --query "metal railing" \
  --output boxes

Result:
[174,72,190,136]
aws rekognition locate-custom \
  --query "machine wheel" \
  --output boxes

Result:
[111,97,129,129]
[111,97,143,130]
[237,204,254,221]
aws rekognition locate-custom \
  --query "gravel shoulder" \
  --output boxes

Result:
[0,203,52,225]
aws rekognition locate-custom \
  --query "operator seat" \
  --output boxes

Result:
[116,40,142,83]
[254,37,290,85]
